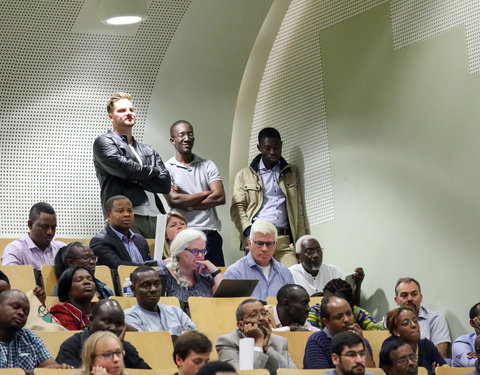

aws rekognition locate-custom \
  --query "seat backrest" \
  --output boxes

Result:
[55,238,91,245]
[0,369,25,375]
[362,330,391,367]
[238,370,270,375]
[202,330,230,361]
[188,297,247,332]
[0,238,16,262]
[153,369,177,375]
[44,296,61,310]
[41,265,58,296]
[436,367,475,375]
[278,369,387,375]
[94,265,115,292]
[125,331,174,369]
[0,265,36,293]
[34,330,80,358]
[274,331,314,368]
[117,265,138,295]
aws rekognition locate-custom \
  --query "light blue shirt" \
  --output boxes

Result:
[223,252,294,301]
[253,158,288,229]
[124,303,197,336]
[452,332,476,367]
[109,226,144,264]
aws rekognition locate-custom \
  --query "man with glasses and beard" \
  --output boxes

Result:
[216,298,296,375]
[326,331,374,375]
[380,338,419,375]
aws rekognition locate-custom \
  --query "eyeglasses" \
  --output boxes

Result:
[70,255,98,262]
[252,240,276,249]
[185,248,207,256]
[304,248,322,256]
[341,350,367,359]
[95,350,124,360]
[244,310,270,320]
[395,354,418,366]
[399,317,418,326]
[173,132,195,139]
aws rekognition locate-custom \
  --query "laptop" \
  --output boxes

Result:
[212,279,259,298]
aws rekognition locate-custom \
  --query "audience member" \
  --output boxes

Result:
[197,361,237,375]
[394,277,451,357]
[90,195,159,269]
[289,235,365,303]
[54,242,113,299]
[380,338,419,375]
[216,298,296,375]
[2,202,66,268]
[304,296,374,369]
[165,120,226,266]
[0,289,70,374]
[230,127,306,267]
[308,279,384,330]
[324,331,374,375]
[78,330,127,375]
[383,306,445,372]
[452,302,480,367]
[50,265,96,330]
[173,331,212,375]
[93,91,171,238]
[157,229,222,301]
[468,336,480,375]
[164,210,187,258]
[267,284,318,332]
[224,219,294,301]
[57,299,149,368]
[125,265,196,335]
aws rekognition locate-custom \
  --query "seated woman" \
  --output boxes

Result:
[157,229,223,301]
[78,330,127,375]
[163,211,187,259]
[54,242,113,299]
[50,265,96,330]
[382,306,446,372]
[307,278,384,330]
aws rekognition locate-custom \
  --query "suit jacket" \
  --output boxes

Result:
[90,226,156,269]
[216,329,296,375]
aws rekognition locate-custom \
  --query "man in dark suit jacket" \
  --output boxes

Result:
[90,195,159,270]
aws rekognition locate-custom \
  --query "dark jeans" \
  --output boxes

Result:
[204,230,225,266]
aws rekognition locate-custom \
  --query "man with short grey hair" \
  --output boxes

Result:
[224,219,293,301]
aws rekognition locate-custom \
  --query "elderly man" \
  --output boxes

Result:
[325,331,374,375]
[93,92,171,237]
[380,338,419,375]
[173,331,213,375]
[231,127,306,267]
[90,195,160,269]
[0,290,69,374]
[394,277,451,357]
[216,298,296,375]
[267,284,318,332]
[125,265,196,336]
[304,296,374,369]
[224,219,294,301]
[2,202,65,268]
[452,302,480,367]
[289,235,365,304]
[165,120,226,266]
[56,299,150,369]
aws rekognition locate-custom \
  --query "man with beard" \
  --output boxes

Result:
[304,296,375,369]
[324,331,374,375]
[290,235,365,304]
[267,284,318,332]
[380,338,419,375]
[216,298,296,375]
[393,277,450,357]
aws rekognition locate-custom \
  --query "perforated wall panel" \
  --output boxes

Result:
[0,0,190,236]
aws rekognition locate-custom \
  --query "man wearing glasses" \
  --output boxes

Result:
[216,298,296,375]
[224,219,294,301]
[165,120,226,266]
[231,127,306,267]
[380,338,419,375]
[327,331,375,375]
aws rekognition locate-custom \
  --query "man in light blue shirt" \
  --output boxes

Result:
[125,265,196,336]
[224,219,294,301]
[452,302,480,367]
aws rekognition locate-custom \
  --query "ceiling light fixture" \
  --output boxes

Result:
[99,0,147,26]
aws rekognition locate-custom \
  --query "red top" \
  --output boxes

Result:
[50,302,95,330]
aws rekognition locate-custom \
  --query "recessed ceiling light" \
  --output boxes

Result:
[99,0,147,26]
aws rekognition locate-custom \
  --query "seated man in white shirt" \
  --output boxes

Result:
[452,302,480,367]
[289,235,364,305]
[124,265,196,336]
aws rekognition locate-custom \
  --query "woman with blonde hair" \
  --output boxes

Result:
[158,229,223,301]
[163,211,188,258]
[80,331,127,375]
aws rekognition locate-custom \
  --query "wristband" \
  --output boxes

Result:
[211,269,221,278]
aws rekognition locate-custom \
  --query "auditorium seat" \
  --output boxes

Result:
[0,265,36,293]
[117,265,137,295]
[125,331,174,369]
[362,329,391,367]
[274,331,314,368]
[35,330,80,358]
[436,367,475,375]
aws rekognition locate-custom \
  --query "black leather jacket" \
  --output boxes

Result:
[93,130,171,213]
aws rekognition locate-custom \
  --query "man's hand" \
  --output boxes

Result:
[33,285,46,305]
[243,322,266,347]
[347,323,364,339]
[472,317,480,334]
[353,267,365,286]
[171,184,179,193]
[262,323,272,353]
[467,352,477,359]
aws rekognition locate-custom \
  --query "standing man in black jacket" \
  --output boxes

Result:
[93,92,171,238]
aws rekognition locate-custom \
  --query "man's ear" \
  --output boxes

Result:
[28,220,33,230]
[383,365,392,375]
[295,253,301,263]
[332,353,340,367]
[257,143,262,153]
[130,283,136,297]
[175,354,183,368]
[321,317,328,328]
[394,296,399,306]
[237,320,244,331]
[108,113,113,122]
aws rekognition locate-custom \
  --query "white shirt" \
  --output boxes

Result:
[288,263,344,296]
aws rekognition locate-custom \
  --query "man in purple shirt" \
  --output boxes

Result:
[2,202,65,269]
